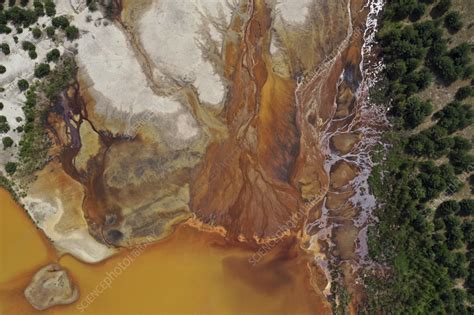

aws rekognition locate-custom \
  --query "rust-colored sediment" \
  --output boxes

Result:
[191,0,301,241]
[18,0,378,313]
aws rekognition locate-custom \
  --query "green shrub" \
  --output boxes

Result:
[31,27,41,38]
[386,60,407,80]
[403,96,433,128]
[385,0,417,21]
[434,101,474,133]
[33,1,44,16]
[409,3,426,21]
[455,86,473,100]
[430,55,458,85]
[449,151,474,174]
[65,25,79,40]
[34,63,50,78]
[21,40,35,51]
[4,162,17,174]
[20,0,29,7]
[451,136,472,153]
[51,15,69,29]
[46,48,60,62]
[444,11,463,33]
[0,24,11,34]
[0,116,10,133]
[44,0,55,17]
[0,43,10,55]
[0,65,5,74]
[5,6,37,27]
[431,0,451,18]
[45,26,54,38]
[459,199,474,217]
[436,200,460,217]
[87,0,97,11]
[449,43,471,69]
[28,49,37,59]
[463,65,474,79]
[17,79,29,91]
[2,136,13,149]
[0,103,3,110]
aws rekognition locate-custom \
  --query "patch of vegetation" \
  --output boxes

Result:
[65,25,79,41]
[34,63,50,78]
[46,48,59,62]
[2,136,13,149]
[4,161,17,174]
[51,15,69,29]
[42,56,77,100]
[17,78,29,91]
[0,65,5,74]
[17,57,77,177]
[455,86,473,101]
[45,25,54,38]
[364,0,474,314]
[43,0,55,17]
[444,11,463,32]
[0,115,9,133]
[86,0,97,11]
[31,26,41,39]
[21,40,35,51]
[2,5,37,27]
[0,43,10,54]
[32,0,44,17]
[28,48,36,59]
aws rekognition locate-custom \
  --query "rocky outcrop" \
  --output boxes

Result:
[24,264,79,311]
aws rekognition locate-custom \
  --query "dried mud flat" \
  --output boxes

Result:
[9,0,386,313]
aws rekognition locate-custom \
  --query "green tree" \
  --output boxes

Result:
[449,151,474,174]
[0,43,10,54]
[0,65,5,74]
[386,60,407,80]
[31,27,41,38]
[44,0,55,17]
[46,48,60,62]
[33,1,44,16]
[34,63,50,78]
[403,96,433,128]
[430,55,458,85]
[459,200,474,217]
[4,161,16,174]
[2,136,13,149]
[436,200,460,217]
[409,3,426,21]
[28,49,36,59]
[65,25,79,40]
[431,0,451,18]
[51,15,69,29]
[21,40,35,51]
[45,26,54,38]
[451,136,472,153]
[435,101,474,134]
[17,79,29,91]
[0,116,9,133]
[444,11,463,33]
[455,86,473,101]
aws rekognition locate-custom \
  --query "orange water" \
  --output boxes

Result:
[0,189,326,314]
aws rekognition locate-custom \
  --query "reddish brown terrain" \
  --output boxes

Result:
[0,0,386,313]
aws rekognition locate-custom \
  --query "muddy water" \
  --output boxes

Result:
[0,189,56,284]
[0,189,330,314]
